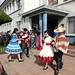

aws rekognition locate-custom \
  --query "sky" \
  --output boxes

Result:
[0,0,5,5]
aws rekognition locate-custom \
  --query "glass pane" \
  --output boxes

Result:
[68,17,75,34]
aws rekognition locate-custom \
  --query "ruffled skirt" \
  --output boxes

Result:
[38,46,54,62]
[5,42,22,54]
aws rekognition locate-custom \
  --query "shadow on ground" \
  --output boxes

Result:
[34,55,45,67]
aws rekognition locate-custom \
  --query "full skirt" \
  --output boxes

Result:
[5,42,22,54]
[38,46,54,62]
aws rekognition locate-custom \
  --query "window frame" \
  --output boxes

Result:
[68,17,75,34]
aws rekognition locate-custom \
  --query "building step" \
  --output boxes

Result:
[67,49,75,57]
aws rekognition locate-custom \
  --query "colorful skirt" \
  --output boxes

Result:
[38,47,54,62]
[5,41,22,54]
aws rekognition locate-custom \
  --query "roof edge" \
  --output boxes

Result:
[22,5,69,17]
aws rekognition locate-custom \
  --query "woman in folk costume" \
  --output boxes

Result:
[54,26,69,74]
[38,30,54,70]
[5,28,23,62]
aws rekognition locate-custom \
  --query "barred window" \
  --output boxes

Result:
[12,0,14,7]
[16,0,20,9]
[68,17,75,34]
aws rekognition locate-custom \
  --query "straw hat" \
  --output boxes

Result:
[54,26,66,33]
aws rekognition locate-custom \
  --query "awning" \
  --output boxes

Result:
[22,5,69,17]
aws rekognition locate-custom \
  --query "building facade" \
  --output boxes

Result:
[0,0,75,43]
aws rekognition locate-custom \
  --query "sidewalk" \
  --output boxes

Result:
[0,49,75,75]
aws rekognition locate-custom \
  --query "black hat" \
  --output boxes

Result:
[22,28,28,31]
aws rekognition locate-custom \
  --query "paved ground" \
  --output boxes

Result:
[67,45,75,56]
[0,47,75,75]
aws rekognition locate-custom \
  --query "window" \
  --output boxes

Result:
[64,0,69,1]
[16,0,20,9]
[68,17,75,34]
[7,5,9,10]
[16,21,21,31]
[5,7,6,12]
[48,0,58,5]
[12,0,14,7]
[64,0,68,1]
[10,3,11,9]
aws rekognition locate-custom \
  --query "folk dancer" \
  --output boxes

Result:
[22,28,30,58]
[5,28,24,62]
[54,26,69,74]
[38,30,54,70]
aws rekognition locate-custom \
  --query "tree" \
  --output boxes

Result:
[0,9,12,25]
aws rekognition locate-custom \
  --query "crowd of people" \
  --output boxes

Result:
[0,24,69,75]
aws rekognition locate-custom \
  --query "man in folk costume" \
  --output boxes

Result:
[54,26,69,74]
[18,31,26,58]
[22,28,30,58]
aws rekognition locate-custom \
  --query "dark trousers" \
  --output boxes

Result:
[26,46,29,56]
[20,43,29,57]
[20,44,23,59]
[22,43,29,56]
[54,50,63,71]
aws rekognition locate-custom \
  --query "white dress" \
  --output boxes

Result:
[38,36,54,62]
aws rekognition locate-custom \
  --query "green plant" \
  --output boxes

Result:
[0,9,12,24]
[0,46,6,54]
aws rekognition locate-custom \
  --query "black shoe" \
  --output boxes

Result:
[8,59,14,62]
[18,59,24,62]
[26,55,29,58]
[43,67,48,70]
[27,55,29,58]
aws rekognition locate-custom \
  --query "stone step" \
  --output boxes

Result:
[67,49,75,57]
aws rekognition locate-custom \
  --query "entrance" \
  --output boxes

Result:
[31,14,64,37]
[31,15,39,34]
[47,14,63,37]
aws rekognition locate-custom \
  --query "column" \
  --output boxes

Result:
[43,13,47,36]
[37,14,43,50]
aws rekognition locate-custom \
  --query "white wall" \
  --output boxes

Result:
[58,0,64,4]
[22,0,39,13]
[22,17,32,31]
[0,9,21,32]
[56,1,75,13]
[56,1,75,33]
[0,0,40,32]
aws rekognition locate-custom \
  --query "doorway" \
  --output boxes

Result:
[47,14,63,37]
[31,15,39,33]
